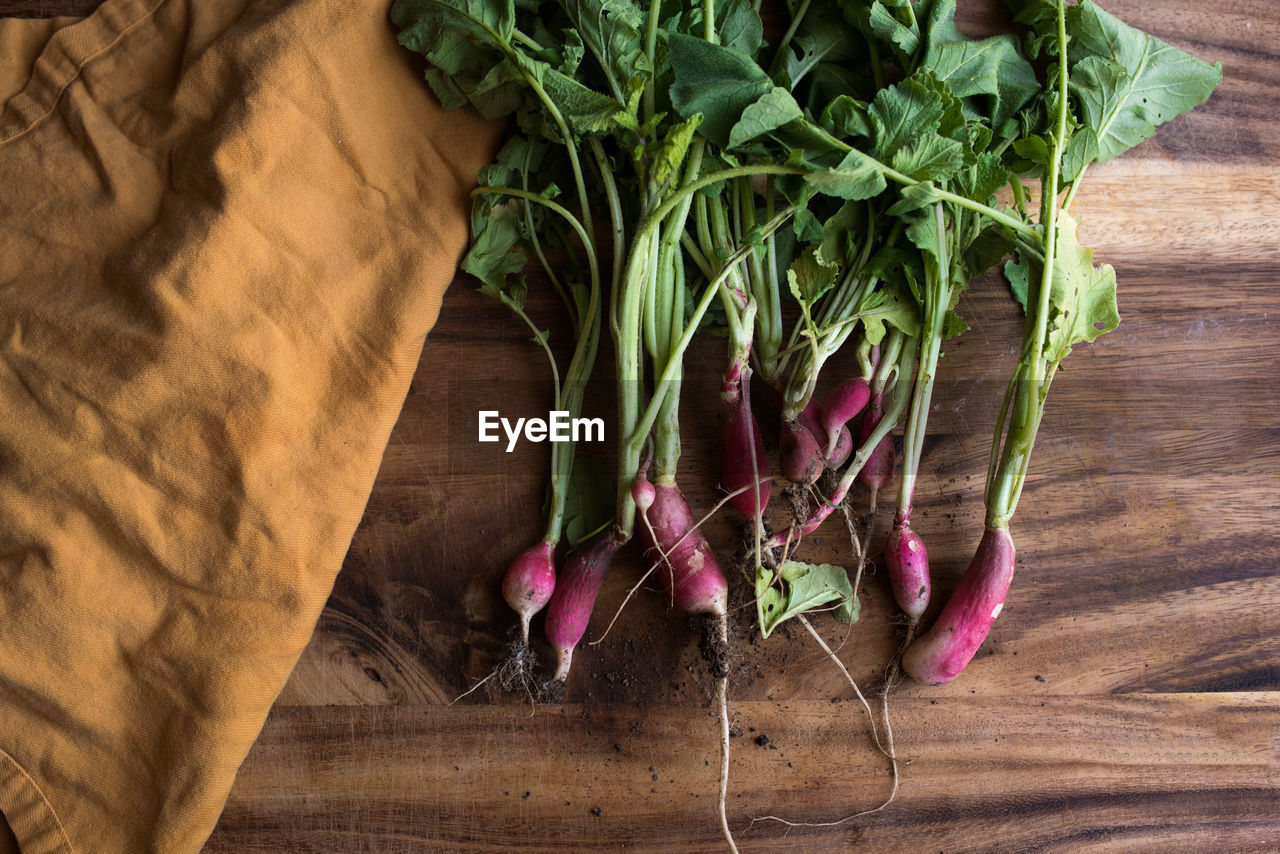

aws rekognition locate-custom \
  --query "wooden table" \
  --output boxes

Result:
[10,0,1280,850]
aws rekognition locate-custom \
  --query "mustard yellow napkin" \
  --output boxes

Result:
[0,0,498,850]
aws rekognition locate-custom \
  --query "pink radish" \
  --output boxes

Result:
[780,417,824,486]
[884,514,930,623]
[543,532,621,684]
[902,526,1016,685]
[822,377,871,453]
[827,422,853,469]
[635,467,729,617]
[720,370,770,517]
[501,540,557,645]
[857,392,895,497]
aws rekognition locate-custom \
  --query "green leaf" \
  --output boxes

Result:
[1012,134,1050,164]
[668,33,773,147]
[858,284,921,344]
[756,560,854,638]
[781,7,857,90]
[394,0,514,46]
[650,114,702,188]
[902,202,944,260]
[715,0,766,57]
[804,149,887,201]
[891,133,965,181]
[533,59,639,135]
[393,0,524,119]
[917,0,1038,130]
[787,246,839,307]
[1065,1,1221,162]
[1060,126,1098,183]
[801,62,868,117]
[465,202,527,288]
[954,151,1010,202]
[554,0,648,101]
[819,95,872,140]
[866,1,919,56]
[1004,252,1031,313]
[1045,214,1119,361]
[791,205,824,243]
[868,75,946,160]
[816,200,865,267]
[728,87,803,149]
[942,309,969,338]
[963,223,1016,277]
[885,180,940,216]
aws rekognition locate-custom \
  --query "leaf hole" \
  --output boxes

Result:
[1093,320,1106,330]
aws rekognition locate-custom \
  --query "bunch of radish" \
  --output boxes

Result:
[395,0,1219,843]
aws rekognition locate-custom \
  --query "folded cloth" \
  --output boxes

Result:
[0,0,499,850]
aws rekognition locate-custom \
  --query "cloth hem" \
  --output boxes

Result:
[0,0,169,146]
[0,746,73,854]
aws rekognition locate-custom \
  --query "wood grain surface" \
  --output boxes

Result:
[7,0,1280,851]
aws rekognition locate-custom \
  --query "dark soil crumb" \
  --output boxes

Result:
[1034,674,1046,683]
[590,807,602,817]
[699,616,732,680]
[540,677,566,704]
[614,743,625,753]
[784,482,811,528]
[754,734,770,747]
[729,725,744,738]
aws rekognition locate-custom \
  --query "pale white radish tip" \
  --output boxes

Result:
[553,647,574,683]
[991,603,1003,619]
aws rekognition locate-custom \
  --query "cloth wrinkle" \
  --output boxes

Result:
[0,0,173,147]
[0,0,502,849]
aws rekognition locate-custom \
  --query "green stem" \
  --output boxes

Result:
[624,208,796,478]
[472,179,603,543]
[588,138,626,300]
[896,203,950,518]
[643,0,662,123]
[1010,173,1029,218]
[511,29,544,51]
[771,0,812,75]
[985,0,1072,527]
[473,186,593,262]
[653,253,684,481]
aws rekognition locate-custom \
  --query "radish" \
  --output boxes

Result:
[765,342,915,549]
[779,416,824,486]
[781,397,851,484]
[501,540,557,645]
[543,532,622,685]
[828,422,854,469]
[822,377,870,457]
[901,526,1015,685]
[635,466,729,617]
[857,391,895,498]
[884,515,929,623]
[883,203,955,627]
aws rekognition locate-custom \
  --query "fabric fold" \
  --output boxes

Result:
[0,0,499,850]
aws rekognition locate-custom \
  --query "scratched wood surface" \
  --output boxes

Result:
[7,0,1280,851]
